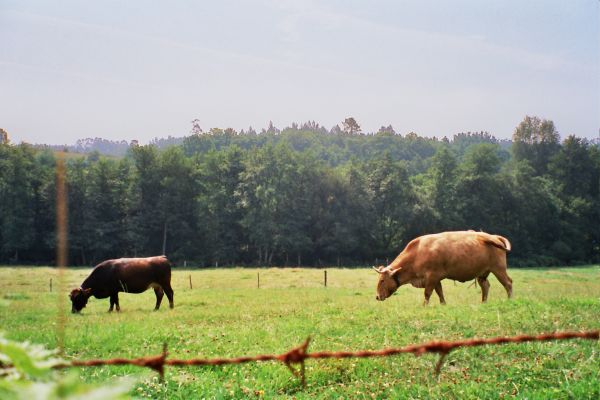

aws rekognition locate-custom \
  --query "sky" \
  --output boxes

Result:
[1,0,599,144]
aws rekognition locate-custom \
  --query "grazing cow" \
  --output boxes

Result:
[69,255,174,313]
[374,231,512,304]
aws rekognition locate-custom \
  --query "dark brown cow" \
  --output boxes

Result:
[374,231,512,304]
[69,255,174,313]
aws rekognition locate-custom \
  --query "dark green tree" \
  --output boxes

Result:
[0,144,38,262]
[128,145,163,256]
[427,146,461,230]
[67,158,91,265]
[85,158,129,262]
[158,147,199,260]
[365,153,417,258]
[196,146,245,265]
[455,143,508,232]
[512,115,560,175]
[342,117,361,135]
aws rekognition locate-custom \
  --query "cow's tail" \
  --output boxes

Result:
[480,234,511,252]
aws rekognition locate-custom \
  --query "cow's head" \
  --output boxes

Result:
[373,266,401,301]
[69,288,92,313]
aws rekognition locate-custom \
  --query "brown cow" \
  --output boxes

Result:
[69,255,174,313]
[374,231,512,304]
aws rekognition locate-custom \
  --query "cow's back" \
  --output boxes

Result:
[112,256,171,293]
[410,231,507,282]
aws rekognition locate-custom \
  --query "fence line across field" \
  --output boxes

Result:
[46,330,599,387]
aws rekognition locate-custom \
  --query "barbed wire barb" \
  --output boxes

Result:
[434,351,449,377]
[277,337,310,386]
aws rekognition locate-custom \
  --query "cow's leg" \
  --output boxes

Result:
[434,282,446,304]
[477,276,490,302]
[109,293,120,312]
[491,270,513,299]
[163,283,174,309]
[423,283,435,306]
[154,286,164,310]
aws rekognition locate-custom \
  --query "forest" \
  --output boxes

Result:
[1,116,598,267]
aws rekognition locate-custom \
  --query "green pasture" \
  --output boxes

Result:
[1,266,599,399]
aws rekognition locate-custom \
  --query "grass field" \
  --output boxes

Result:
[1,266,599,399]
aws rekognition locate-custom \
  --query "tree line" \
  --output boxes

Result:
[1,116,598,267]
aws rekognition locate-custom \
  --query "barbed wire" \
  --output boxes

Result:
[46,330,599,386]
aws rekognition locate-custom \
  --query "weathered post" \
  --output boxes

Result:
[50,278,52,292]
[189,274,192,290]
[324,270,327,287]
[257,272,260,289]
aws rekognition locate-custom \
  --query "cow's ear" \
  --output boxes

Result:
[83,288,92,296]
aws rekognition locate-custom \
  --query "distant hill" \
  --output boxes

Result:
[33,136,185,157]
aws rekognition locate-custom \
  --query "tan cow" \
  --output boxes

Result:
[374,231,512,304]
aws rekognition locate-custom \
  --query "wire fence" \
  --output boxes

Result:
[47,330,599,386]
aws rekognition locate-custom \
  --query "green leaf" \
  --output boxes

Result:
[0,374,133,400]
[0,341,49,379]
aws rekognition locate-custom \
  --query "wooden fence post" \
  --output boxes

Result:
[324,270,327,287]
[189,274,192,290]
[257,272,260,289]
[50,278,52,292]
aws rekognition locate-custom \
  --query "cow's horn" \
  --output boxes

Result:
[372,266,383,274]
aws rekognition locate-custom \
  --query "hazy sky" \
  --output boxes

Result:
[1,0,599,144]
